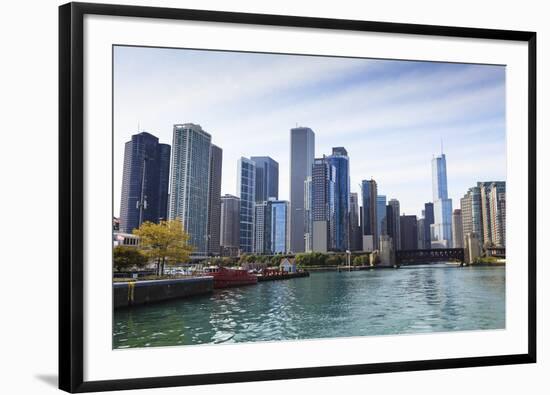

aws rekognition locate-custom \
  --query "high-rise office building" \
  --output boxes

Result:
[361,179,378,251]
[431,153,453,248]
[326,147,350,251]
[479,181,506,247]
[388,198,401,250]
[349,192,362,251]
[400,215,418,250]
[489,186,506,248]
[207,145,223,255]
[168,124,211,256]
[270,200,290,254]
[304,176,313,252]
[220,194,240,256]
[311,157,336,252]
[423,202,434,249]
[237,157,256,253]
[461,186,483,243]
[417,218,426,249]
[120,131,171,233]
[290,127,315,253]
[250,156,279,202]
[253,201,270,254]
[376,195,387,242]
[452,209,463,248]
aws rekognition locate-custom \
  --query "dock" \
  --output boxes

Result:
[256,271,310,282]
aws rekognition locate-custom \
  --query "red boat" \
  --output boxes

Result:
[203,266,258,289]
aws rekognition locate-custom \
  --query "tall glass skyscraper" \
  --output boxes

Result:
[207,145,223,255]
[326,147,350,251]
[423,202,434,249]
[220,194,240,256]
[431,153,453,248]
[253,201,270,254]
[361,179,378,251]
[237,157,256,253]
[290,127,315,253]
[270,200,290,254]
[388,198,401,250]
[311,157,335,252]
[169,124,211,256]
[251,156,279,202]
[376,195,387,242]
[119,131,171,233]
[349,192,362,251]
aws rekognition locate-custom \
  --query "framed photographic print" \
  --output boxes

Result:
[59,2,537,392]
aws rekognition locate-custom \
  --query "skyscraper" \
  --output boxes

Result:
[461,186,483,245]
[388,199,401,250]
[250,156,279,202]
[400,215,418,250]
[253,201,270,254]
[290,127,315,253]
[326,147,350,251]
[452,209,463,248]
[311,157,335,252]
[361,180,378,251]
[220,194,240,256]
[349,192,362,251]
[423,202,434,249]
[376,195,387,242]
[489,186,506,248]
[207,145,223,255]
[479,181,506,247]
[270,200,290,254]
[417,218,426,249]
[304,176,313,252]
[119,131,171,233]
[237,157,256,253]
[168,124,211,256]
[431,153,453,248]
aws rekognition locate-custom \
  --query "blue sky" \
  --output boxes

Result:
[113,45,506,217]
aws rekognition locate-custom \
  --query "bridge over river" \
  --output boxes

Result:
[396,248,465,265]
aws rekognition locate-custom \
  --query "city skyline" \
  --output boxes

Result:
[114,46,506,218]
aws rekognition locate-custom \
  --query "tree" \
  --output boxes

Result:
[133,219,194,276]
[113,246,148,272]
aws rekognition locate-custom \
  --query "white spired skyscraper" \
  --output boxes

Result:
[431,153,453,248]
[169,123,212,257]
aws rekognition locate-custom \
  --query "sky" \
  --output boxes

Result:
[113,45,506,218]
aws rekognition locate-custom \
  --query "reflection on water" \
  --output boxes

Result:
[113,264,505,348]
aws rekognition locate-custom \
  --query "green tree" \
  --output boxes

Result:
[113,245,148,272]
[133,219,194,276]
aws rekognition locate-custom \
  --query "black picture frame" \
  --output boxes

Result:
[59,2,537,393]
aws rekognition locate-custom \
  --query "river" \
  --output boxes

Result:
[113,264,505,348]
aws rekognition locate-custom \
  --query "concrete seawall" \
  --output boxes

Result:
[113,276,213,309]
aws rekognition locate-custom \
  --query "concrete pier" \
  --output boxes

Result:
[113,276,213,309]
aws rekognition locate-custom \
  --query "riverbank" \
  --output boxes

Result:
[113,276,213,309]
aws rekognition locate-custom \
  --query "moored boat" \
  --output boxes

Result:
[203,266,258,289]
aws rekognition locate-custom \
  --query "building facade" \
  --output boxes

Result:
[253,201,270,254]
[250,156,279,202]
[119,131,171,233]
[289,127,315,253]
[387,199,401,250]
[400,214,418,250]
[423,202,434,249]
[237,157,256,253]
[220,194,240,256]
[361,179,378,251]
[349,192,362,251]
[489,186,506,247]
[431,153,453,248]
[417,218,426,249]
[376,195,387,243]
[311,157,336,252]
[326,147,350,251]
[270,200,290,254]
[168,124,211,256]
[207,144,223,255]
[479,181,506,247]
[452,209,464,248]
